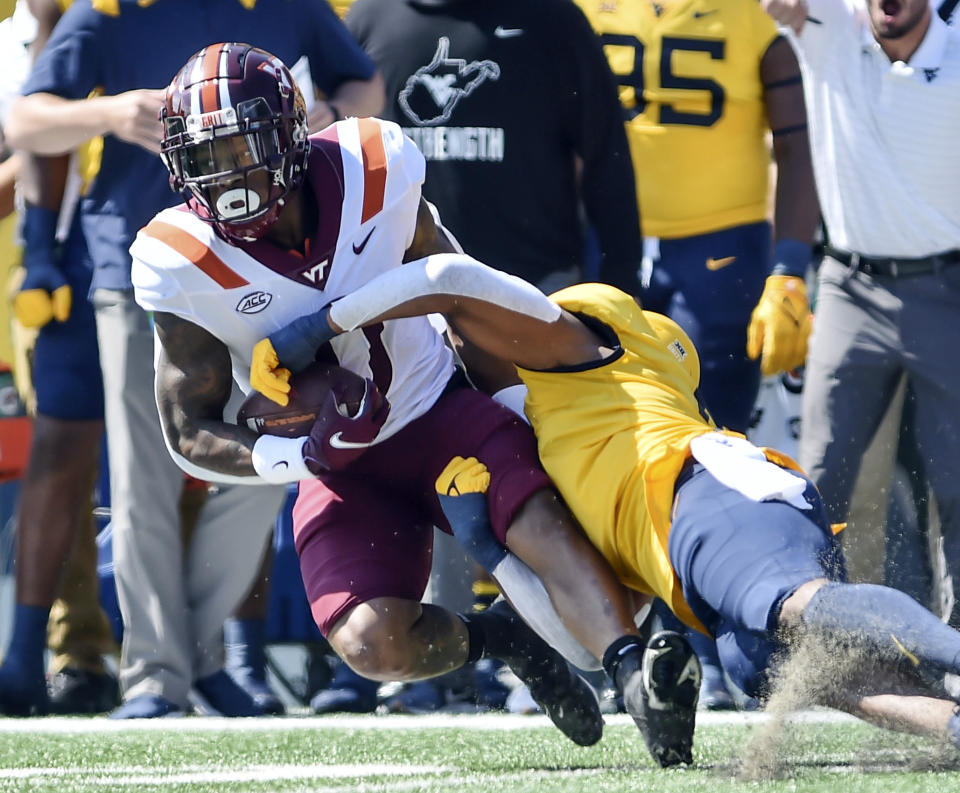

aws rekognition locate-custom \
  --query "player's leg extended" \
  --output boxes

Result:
[779,579,960,741]
[668,461,841,702]
[673,462,960,742]
[420,388,642,665]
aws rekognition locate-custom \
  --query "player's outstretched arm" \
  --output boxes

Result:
[258,202,606,382]
[257,252,607,378]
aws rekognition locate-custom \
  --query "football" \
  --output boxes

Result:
[237,361,366,438]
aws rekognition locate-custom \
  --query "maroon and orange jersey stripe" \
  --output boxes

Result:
[142,219,249,289]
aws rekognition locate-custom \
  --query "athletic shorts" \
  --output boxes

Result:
[30,220,103,421]
[293,383,552,636]
[668,462,846,696]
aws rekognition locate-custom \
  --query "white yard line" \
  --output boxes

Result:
[0,709,856,734]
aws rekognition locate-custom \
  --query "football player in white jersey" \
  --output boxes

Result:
[132,43,700,760]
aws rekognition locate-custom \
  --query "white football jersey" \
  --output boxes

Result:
[132,117,455,444]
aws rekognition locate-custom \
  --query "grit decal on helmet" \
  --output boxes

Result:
[160,43,309,243]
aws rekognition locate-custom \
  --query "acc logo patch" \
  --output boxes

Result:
[236,291,273,314]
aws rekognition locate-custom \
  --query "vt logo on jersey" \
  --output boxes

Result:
[299,259,331,288]
[236,291,273,314]
[399,37,501,125]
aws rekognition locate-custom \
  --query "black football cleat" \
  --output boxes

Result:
[477,601,603,746]
[620,630,701,767]
[48,667,121,714]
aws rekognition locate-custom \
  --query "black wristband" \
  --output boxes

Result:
[458,612,485,663]
[601,634,645,683]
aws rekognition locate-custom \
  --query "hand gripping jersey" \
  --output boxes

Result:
[574,0,779,238]
[132,117,455,445]
[516,283,798,631]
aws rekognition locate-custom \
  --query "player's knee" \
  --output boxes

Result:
[777,577,831,628]
[327,599,426,681]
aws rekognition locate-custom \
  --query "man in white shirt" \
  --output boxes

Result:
[763,0,960,622]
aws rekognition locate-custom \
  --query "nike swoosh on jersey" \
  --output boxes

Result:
[352,227,376,255]
[494,26,524,37]
[705,256,736,270]
[693,9,718,17]
[328,431,375,450]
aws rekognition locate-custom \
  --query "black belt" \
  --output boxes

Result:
[825,245,960,278]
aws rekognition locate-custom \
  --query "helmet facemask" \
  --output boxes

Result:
[160,46,309,243]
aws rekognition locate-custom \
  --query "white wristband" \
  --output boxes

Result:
[251,434,313,483]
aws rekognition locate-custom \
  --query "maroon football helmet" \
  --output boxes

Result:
[160,42,309,242]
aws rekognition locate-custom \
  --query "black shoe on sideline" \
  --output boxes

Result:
[48,667,120,715]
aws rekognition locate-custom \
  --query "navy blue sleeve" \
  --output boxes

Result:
[20,0,106,99]
[301,0,377,96]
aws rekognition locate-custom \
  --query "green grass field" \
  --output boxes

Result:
[2,712,959,793]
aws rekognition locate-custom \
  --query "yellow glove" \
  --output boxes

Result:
[436,456,491,496]
[746,275,812,375]
[13,283,72,329]
[250,338,292,406]
[14,205,73,329]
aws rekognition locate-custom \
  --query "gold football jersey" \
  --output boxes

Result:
[574,0,778,238]
[517,283,717,629]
